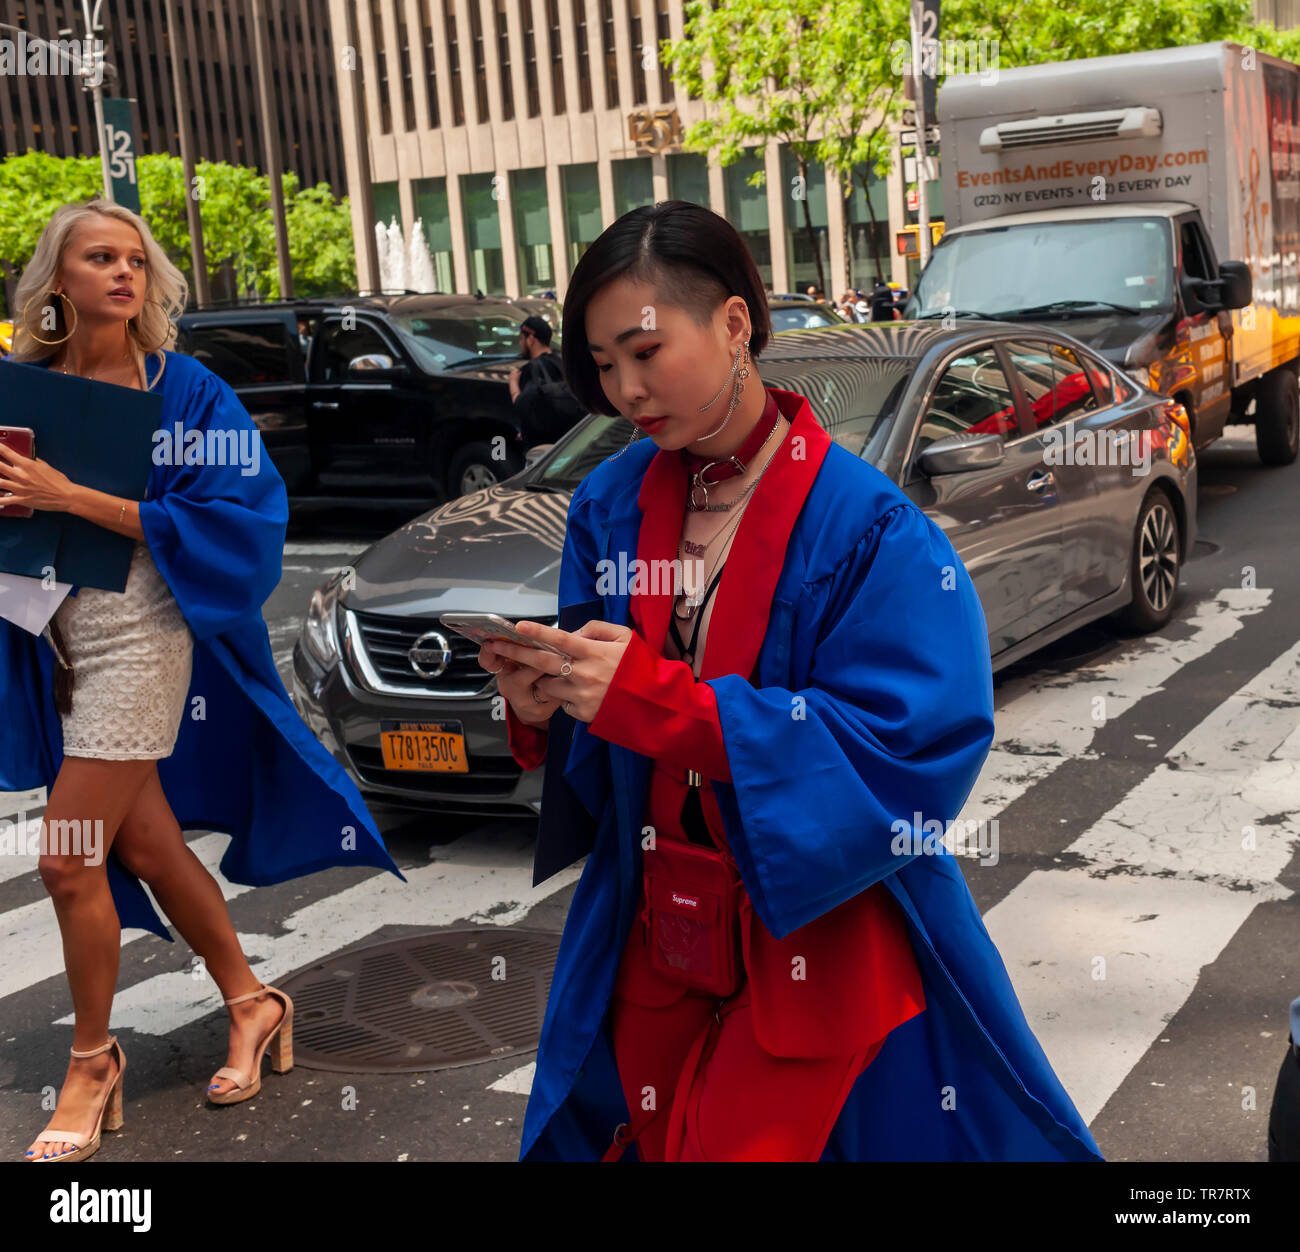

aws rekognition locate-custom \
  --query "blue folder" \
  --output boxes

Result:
[0,359,162,593]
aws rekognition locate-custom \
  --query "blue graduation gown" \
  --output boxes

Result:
[0,350,405,939]
[520,388,1103,1162]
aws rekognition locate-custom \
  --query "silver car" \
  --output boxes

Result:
[291,321,1196,817]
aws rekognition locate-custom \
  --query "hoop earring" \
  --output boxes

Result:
[21,288,77,346]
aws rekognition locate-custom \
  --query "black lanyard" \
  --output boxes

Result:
[667,560,727,668]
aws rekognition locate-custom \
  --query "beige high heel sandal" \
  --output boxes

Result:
[206,984,294,1105]
[27,1036,125,1163]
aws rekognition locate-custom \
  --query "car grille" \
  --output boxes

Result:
[345,609,558,697]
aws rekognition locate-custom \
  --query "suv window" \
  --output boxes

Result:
[313,319,397,383]
[1005,340,1099,431]
[185,321,296,385]
[915,345,1019,454]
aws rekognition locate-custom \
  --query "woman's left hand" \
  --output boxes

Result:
[0,443,77,513]
[488,619,634,722]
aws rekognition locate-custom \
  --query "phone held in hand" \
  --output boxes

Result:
[439,612,570,657]
[0,427,35,518]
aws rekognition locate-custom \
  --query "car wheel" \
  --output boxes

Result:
[445,440,524,498]
[1255,365,1300,466]
[1113,487,1182,634]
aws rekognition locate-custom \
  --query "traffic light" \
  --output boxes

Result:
[895,223,946,258]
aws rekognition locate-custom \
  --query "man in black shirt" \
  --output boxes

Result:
[509,315,583,451]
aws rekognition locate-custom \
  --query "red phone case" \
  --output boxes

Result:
[0,427,35,518]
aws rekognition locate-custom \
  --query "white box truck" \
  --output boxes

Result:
[906,40,1299,465]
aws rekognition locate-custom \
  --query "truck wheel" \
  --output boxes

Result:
[1254,366,1300,466]
[1113,487,1182,635]
[446,440,524,498]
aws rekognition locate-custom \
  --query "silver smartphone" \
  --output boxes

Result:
[439,612,570,656]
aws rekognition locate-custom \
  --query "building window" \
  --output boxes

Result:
[571,0,591,112]
[371,4,391,133]
[668,151,709,208]
[613,157,653,217]
[495,0,514,121]
[780,145,829,296]
[373,180,401,233]
[413,176,455,291]
[723,147,772,289]
[462,171,506,293]
[521,0,540,117]
[600,0,618,108]
[469,0,490,123]
[511,167,555,291]
[444,0,465,126]
[421,0,440,127]
[546,0,565,114]
[396,1,415,131]
[847,162,890,291]
[626,0,646,105]
[655,0,672,102]
[562,162,602,271]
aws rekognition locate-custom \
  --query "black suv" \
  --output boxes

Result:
[177,293,549,507]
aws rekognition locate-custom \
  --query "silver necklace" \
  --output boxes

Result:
[675,421,785,620]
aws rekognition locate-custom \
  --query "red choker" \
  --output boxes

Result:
[679,389,780,487]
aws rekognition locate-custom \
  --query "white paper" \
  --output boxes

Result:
[0,571,72,634]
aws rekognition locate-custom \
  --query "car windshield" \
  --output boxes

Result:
[390,307,528,368]
[908,217,1175,317]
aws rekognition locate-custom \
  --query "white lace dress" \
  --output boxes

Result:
[49,539,194,759]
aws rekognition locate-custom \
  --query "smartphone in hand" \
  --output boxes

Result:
[439,612,570,657]
[0,427,35,518]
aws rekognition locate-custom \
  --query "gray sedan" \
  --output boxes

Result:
[291,321,1196,817]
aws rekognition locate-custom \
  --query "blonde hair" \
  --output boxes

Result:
[10,198,188,392]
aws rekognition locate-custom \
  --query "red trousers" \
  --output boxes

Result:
[604,763,892,1162]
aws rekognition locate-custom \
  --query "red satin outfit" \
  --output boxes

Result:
[507,387,926,1161]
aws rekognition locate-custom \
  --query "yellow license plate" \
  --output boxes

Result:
[379,721,468,773]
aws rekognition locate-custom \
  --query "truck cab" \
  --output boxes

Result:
[905,202,1242,450]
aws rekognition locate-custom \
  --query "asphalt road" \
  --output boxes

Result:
[1,423,1297,1163]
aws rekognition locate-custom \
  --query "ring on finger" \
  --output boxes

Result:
[532,683,546,703]
[560,660,572,677]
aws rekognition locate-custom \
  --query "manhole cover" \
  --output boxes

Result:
[277,928,561,1073]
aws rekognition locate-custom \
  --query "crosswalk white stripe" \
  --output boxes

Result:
[955,588,1270,832]
[488,1062,536,1095]
[52,827,582,1035]
[983,637,1300,1125]
[0,833,253,1001]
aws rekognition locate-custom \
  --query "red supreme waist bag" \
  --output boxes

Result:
[641,829,744,998]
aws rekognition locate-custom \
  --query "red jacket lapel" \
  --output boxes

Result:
[629,387,831,682]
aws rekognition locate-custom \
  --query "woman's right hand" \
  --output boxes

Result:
[479,640,559,726]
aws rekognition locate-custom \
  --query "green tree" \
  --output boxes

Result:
[0,152,355,317]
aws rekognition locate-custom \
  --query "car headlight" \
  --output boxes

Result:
[302,574,343,668]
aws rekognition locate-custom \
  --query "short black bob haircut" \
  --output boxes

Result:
[560,200,771,418]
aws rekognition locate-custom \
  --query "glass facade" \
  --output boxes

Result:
[413,177,455,292]
[847,163,891,290]
[562,162,602,272]
[723,148,771,289]
[462,172,506,293]
[511,167,555,292]
[780,145,829,295]
[613,157,654,218]
[667,152,709,209]
[373,180,401,230]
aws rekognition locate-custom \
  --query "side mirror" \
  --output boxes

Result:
[347,353,405,376]
[524,442,555,469]
[916,430,1006,476]
[1211,259,1252,311]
